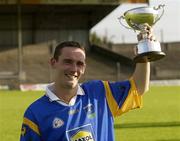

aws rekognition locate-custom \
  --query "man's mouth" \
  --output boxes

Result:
[65,74,78,79]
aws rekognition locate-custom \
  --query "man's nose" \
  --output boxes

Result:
[71,63,78,72]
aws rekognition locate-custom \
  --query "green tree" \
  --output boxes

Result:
[89,32,102,45]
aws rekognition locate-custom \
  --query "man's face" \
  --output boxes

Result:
[51,47,86,89]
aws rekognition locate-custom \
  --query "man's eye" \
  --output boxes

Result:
[64,60,72,64]
[77,62,85,67]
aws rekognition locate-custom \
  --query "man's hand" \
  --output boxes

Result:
[137,23,156,42]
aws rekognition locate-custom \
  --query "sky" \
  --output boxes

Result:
[91,0,180,44]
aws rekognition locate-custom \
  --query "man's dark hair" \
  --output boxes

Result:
[53,41,85,60]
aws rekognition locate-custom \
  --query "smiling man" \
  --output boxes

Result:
[50,42,86,104]
[20,37,150,141]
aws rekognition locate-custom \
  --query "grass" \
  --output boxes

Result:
[0,86,180,141]
[0,91,44,141]
[114,86,180,141]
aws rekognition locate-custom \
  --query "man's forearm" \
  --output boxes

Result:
[132,62,150,95]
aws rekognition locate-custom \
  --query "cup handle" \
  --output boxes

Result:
[118,16,132,30]
[153,4,165,25]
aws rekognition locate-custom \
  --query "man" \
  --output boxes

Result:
[20,26,152,141]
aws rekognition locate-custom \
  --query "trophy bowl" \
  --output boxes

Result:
[119,5,166,63]
[124,7,158,30]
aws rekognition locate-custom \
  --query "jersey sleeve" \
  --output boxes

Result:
[102,77,142,117]
[20,108,42,141]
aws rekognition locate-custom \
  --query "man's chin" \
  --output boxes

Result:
[65,81,78,89]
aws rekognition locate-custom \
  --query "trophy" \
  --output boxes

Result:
[119,4,166,63]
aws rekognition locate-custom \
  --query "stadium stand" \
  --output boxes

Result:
[0,42,179,89]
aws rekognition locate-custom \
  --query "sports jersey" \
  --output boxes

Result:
[20,78,142,141]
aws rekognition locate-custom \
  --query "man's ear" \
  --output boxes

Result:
[49,58,57,69]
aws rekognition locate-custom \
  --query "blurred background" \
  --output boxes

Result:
[0,0,179,89]
[0,0,179,141]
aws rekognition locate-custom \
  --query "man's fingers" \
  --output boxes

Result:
[138,33,156,41]
[137,24,156,41]
[149,35,157,41]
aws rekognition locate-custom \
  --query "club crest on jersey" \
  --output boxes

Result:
[83,103,93,113]
[66,124,95,141]
[53,117,64,128]
[83,103,96,119]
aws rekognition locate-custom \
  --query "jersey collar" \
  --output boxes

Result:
[45,83,84,106]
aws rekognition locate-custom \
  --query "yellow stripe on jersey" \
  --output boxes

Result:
[103,78,142,117]
[103,81,123,117]
[23,117,40,135]
[119,78,142,116]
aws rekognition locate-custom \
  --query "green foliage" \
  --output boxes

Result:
[89,32,103,45]
[0,86,180,141]
[89,31,113,46]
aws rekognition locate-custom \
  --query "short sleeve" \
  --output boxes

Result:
[20,108,41,141]
[102,77,142,117]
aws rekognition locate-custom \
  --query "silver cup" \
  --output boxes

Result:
[119,4,166,63]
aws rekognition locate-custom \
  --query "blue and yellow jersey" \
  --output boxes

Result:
[20,78,142,141]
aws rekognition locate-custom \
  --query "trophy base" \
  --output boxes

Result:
[134,51,166,63]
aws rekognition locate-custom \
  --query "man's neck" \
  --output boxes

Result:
[54,83,78,104]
